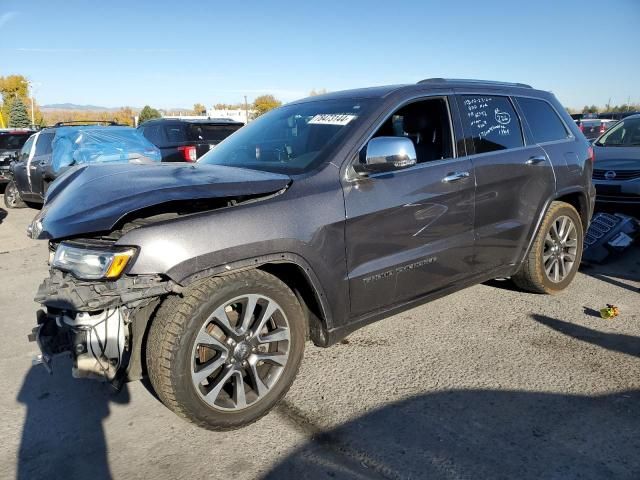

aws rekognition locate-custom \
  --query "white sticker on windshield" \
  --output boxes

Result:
[308,114,357,126]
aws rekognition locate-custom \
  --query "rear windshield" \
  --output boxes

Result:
[0,133,31,150]
[188,124,242,143]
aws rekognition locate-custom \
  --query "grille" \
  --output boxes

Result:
[593,169,640,181]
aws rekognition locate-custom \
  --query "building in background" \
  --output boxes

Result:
[206,108,255,124]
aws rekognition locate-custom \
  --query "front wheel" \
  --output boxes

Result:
[512,201,584,294]
[3,180,26,208]
[146,270,305,430]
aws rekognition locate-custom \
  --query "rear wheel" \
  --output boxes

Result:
[146,270,305,430]
[512,201,583,294]
[3,180,26,209]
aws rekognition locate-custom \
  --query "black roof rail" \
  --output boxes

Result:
[418,78,533,89]
[53,120,123,127]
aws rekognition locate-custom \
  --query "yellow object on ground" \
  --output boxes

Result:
[600,304,620,319]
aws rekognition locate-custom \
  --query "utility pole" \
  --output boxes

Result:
[244,95,249,124]
[21,79,36,127]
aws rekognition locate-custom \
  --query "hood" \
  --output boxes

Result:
[593,146,640,170]
[34,163,291,239]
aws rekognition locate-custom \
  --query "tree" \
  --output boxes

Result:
[252,95,281,119]
[8,97,30,127]
[309,88,328,97]
[192,103,207,115]
[138,105,161,125]
[0,74,30,128]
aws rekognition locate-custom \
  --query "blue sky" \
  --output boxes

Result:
[0,0,638,109]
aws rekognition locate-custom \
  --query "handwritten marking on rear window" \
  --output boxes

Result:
[464,97,513,138]
[308,114,357,126]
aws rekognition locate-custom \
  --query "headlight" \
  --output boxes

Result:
[52,243,137,280]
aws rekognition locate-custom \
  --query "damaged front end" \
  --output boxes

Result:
[31,247,179,385]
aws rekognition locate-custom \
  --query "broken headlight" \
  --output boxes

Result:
[52,243,137,280]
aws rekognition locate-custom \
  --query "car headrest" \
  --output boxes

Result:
[403,114,434,134]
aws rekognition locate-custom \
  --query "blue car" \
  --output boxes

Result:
[4,121,161,209]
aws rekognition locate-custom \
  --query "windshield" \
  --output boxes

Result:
[0,133,31,150]
[198,99,371,174]
[596,117,640,146]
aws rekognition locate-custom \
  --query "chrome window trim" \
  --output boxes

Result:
[344,93,458,181]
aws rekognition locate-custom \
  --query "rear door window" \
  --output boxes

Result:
[34,132,55,156]
[459,95,523,154]
[517,97,569,143]
[188,124,242,143]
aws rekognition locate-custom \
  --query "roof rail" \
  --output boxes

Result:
[418,78,533,89]
[53,120,122,127]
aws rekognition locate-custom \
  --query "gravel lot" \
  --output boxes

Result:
[0,199,639,480]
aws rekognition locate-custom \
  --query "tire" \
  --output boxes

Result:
[512,201,584,294]
[146,269,305,430]
[3,180,26,209]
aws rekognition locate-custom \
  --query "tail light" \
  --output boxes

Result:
[599,123,607,134]
[178,145,197,162]
[579,123,584,132]
[587,146,595,163]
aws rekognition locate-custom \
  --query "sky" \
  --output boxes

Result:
[0,0,638,110]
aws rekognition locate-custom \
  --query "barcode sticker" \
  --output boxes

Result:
[308,114,357,126]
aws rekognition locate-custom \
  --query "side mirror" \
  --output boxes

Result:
[354,136,417,175]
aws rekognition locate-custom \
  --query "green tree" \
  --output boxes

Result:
[138,105,161,125]
[8,97,30,127]
[252,94,282,119]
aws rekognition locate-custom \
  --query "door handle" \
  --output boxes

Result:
[526,155,546,165]
[442,171,470,183]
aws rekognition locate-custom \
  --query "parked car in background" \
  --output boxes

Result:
[576,118,616,140]
[138,118,244,162]
[29,79,595,430]
[4,122,160,208]
[0,129,35,185]
[592,113,640,205]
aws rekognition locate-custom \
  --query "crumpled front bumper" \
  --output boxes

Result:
[31,270,178,383]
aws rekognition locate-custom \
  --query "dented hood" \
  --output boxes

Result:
[34,163,291,239]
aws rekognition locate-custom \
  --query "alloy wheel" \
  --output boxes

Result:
[5,182,17,207]
[543,215,578,283]
[190,294,290,411]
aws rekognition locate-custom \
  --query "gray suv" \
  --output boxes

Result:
[29,79,595,430]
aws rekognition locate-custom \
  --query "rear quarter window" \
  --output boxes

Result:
[459,95,523,154]
[517,97,569,143]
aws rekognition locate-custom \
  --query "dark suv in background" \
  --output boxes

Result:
[29,79,594,431]
[139,118,244,162]
[0,129,35,184]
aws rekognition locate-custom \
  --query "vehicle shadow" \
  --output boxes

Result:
[267,320,640,479]
[0,207,7,224]
[531,313,640,358]
[17,356,129,480]
[267,386,640,480]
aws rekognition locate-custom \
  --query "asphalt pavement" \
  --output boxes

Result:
[0,200,639,480]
